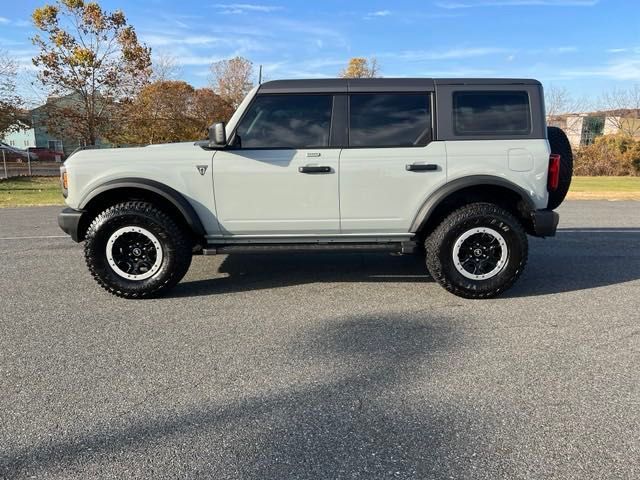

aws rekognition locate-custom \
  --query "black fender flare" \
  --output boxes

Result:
[409,175,536,233]
[79,178,206,236]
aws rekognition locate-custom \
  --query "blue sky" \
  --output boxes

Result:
[1,0,638,103]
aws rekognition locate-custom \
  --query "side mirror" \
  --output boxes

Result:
[208,122,227,146]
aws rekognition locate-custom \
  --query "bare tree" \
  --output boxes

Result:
[210,56,254,109]
[339,57,381,78]
[0,50,23,137]
[545,85,584,117]
[600,84,640,138]
[544,84,588,141]
[152,53,181,82]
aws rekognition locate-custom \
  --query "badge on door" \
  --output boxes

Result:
[196,165,208,175]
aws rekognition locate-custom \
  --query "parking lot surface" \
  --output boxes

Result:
[1,201,639,479]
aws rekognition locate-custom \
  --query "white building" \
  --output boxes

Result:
[548,109,640,147]
[2,127,36,149]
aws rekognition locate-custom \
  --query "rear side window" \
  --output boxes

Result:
[235,94,333,149]
[349,93,431,147]
[453,91,531,135]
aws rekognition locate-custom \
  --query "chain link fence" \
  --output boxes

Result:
[1,149,63,179]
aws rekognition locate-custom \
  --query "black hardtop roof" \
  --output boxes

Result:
[258,78,541,94]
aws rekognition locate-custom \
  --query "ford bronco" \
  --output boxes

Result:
[58,78,573,299]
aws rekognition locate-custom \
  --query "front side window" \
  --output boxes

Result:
[235,94,333,149]
[453,91,531,135]
[349,93,431,147]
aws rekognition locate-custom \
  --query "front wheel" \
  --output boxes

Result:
[425,203,528,299]
[84,201,192,298]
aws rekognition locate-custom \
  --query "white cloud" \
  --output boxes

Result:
[5,49,39,73]
[365,10,391,19]
[214,3,283,14]
[261,58,347,79]
[273,69,334,79]
[142,34,221,47]
[559,57,640,80]
[607,48,627,53]
[550,46,578,54]
[0,37,24,47]
[395,47,510,61]
[268,18,348,48]
[0,18,32,28]
[174,55,226,66]
[421,68,498,76]
[436,0,598,8]
[193,69,212,77]
[141,32,269,55]
[302,58,347,69]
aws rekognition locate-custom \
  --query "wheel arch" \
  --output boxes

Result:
[411,176,536,238]
[77,178,206,242]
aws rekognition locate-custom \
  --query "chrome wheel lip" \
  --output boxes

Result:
[106,226,163,281]
[452,227,509,281]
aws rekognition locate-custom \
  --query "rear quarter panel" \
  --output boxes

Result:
[445,139,550,209]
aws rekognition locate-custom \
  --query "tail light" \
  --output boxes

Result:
[548,154,561,191]
[60,166,68,198]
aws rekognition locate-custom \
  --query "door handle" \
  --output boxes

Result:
[406,163,438,172]
[299,165,332,174]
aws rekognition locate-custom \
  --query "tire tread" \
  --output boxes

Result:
[84,201,192,299]
[425,202,528,299]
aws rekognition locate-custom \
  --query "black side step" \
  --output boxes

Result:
[202,242,417,256]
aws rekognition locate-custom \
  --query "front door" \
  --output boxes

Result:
[212,94,340,236]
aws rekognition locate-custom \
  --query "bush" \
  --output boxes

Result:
[574,135,640,176]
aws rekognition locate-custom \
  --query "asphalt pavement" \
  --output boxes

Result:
[0,201,639,479]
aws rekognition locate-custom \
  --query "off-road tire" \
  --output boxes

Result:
[84,201,192,298]
[547,126,573,210]
[425,203,528,299]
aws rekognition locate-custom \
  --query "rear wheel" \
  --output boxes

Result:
[84,201,192,298]
[425,203,528,299]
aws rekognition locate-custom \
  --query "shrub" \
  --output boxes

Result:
[574,135,640,176]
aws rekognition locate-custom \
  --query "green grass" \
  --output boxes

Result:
[569,176,640,193]
[0,176,65,207]
[1,175,638,208]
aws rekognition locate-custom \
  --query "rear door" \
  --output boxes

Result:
[339,92,447,233]
[212,94,341,236]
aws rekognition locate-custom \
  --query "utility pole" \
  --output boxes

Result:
[259,65,263,85]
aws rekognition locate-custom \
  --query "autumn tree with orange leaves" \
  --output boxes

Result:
[117,80,234,145]
[339,57,381,79]
[31,0,151,146]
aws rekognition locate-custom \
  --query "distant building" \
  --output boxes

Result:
[2,127,36,149]
[548,109,640,147]
[1,93,109,157]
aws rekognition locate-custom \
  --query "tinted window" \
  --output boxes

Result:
[453,91,531,135]
[349,94,431,147]
[235,95,333,148]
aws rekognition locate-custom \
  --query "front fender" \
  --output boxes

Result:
[79,178,206,236]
